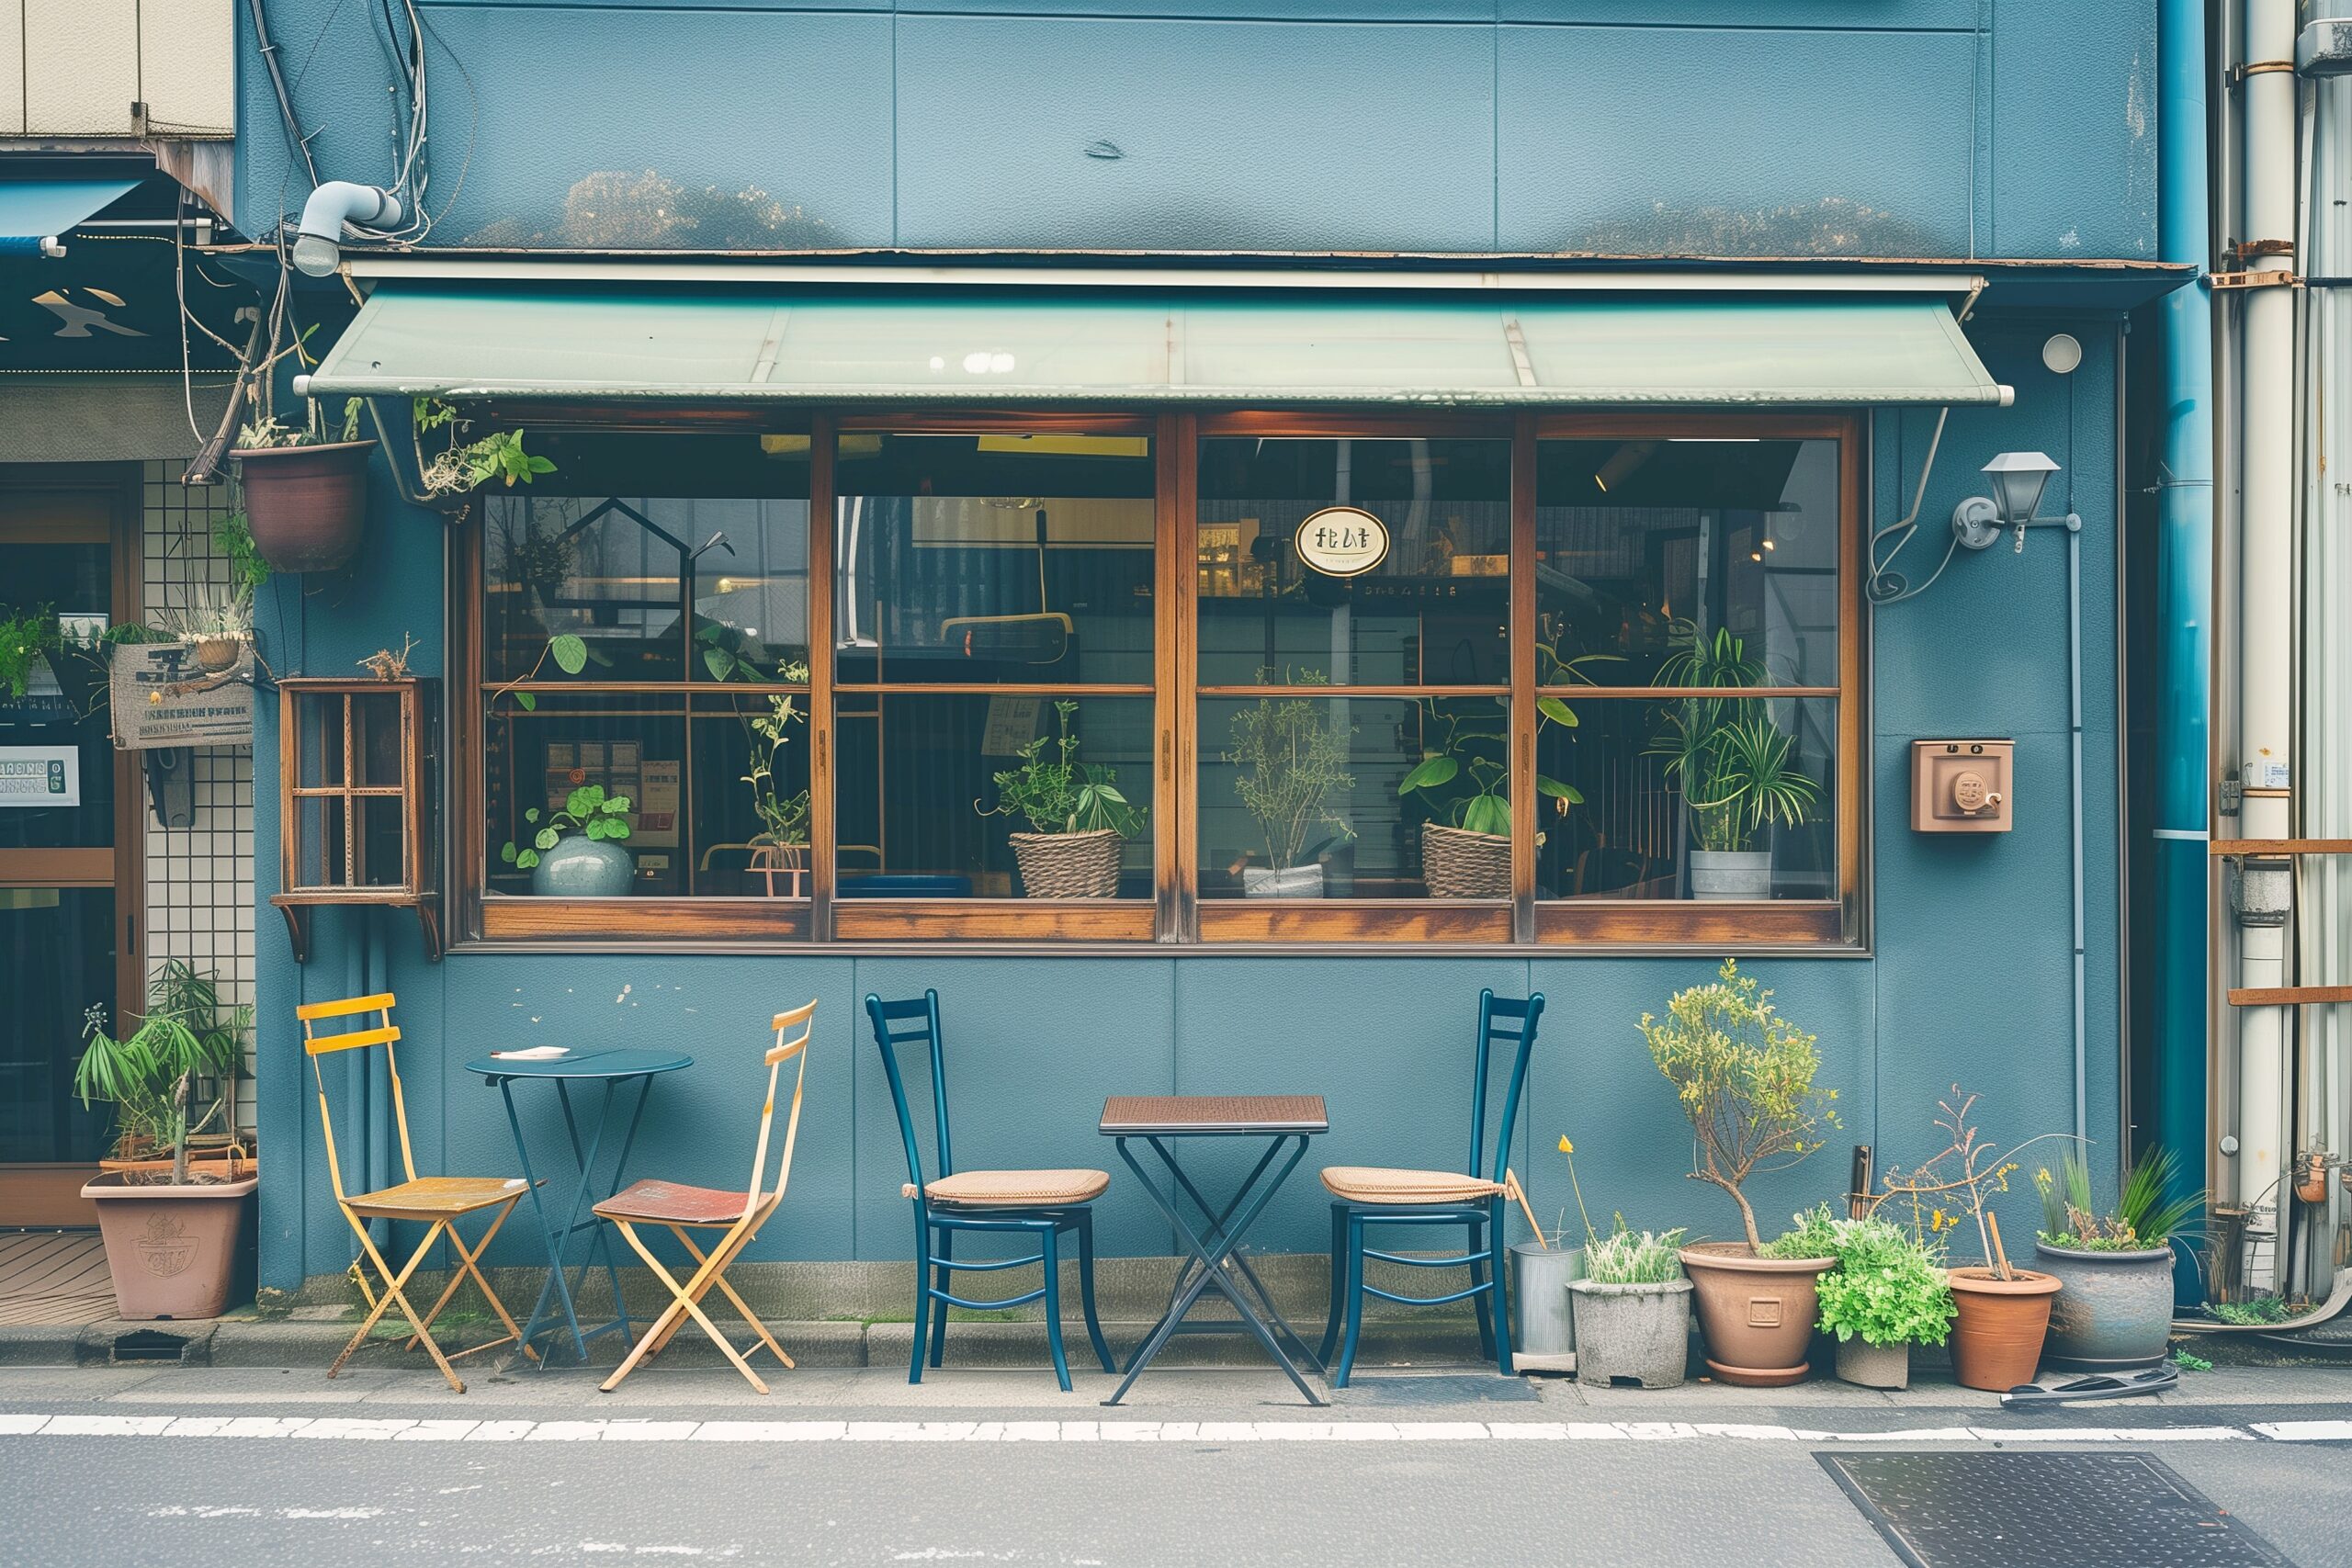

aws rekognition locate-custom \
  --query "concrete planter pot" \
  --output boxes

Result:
[1569,1278,1692,1388]
[1509,1241,1585,1369]
[1946,1267,2060,1391]
[1242,863,1324,898]
[1834,1337,1911,1390]
[2036,1243,2177,1371]
[233,441,373,574]
[1689,848,1773,899]
[1679,1241,1832,1385]
[529,833,635,897]
[83,1172,258,1320]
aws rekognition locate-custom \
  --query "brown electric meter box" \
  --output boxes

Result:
[1911,739,2014,832]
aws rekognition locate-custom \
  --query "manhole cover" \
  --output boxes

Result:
[1339,1375,1539,1405]
[1818,1452,2295,1568]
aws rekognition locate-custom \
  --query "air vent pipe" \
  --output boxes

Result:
[292,183,402,277]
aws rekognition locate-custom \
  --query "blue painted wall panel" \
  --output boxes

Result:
[1992,0,2159,257]
[1498,25,1979,256]
[893,17,1498,252]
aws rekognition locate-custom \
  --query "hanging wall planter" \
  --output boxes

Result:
[233,441,375,573]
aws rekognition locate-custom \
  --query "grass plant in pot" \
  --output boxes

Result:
[1226,671,1354,898]
[1815,1213,1956,1390]
[502,784,637,897]
[74,963,258,1319]
[1643,959,1841,1385]
[1568,1224,1692,1389]
[976,700,1146,897]
[2032,1146,2204,1371]
[1874,1085,2062,1392]
[232,400,375,573]
[1645,624,1821,899]
[159,584,255,674]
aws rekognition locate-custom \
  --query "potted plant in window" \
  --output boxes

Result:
[0,603,61,703]
[1227,671,1355,898]
[1645,624,1821,899]
[501,783,637,897]
[74,963,258,1319]
[1642,959,1841,1385]
[232,400,376,574]
[2032,1145,2204,1371]
[1815,1213,1956,1390]
[975,700,1145,897]
[1567,1224,1692,1389]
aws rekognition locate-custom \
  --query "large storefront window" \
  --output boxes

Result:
[462,414,1858,948]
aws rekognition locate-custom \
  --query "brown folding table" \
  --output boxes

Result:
[1098,1094,1329,1406]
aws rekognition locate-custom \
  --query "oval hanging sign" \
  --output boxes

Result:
[1295,506,1390,577]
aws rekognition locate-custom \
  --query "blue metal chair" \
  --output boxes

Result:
[865,990,1116,1392]
[1316,989,1546,1386]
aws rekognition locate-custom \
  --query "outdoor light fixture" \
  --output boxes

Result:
[1951,451,2062,552]
[291,182,403,277]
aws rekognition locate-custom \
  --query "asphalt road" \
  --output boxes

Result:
[3,1369,2348,1568]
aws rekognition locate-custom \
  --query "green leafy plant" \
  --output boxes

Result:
[1645,622,1822,854]
[976,700,1145,838]
[2173,1348,2213,1372]
[236,397,366,450]
[1640,957,1839,1250]
[2211,1295,2290,1325]
[1226,670,1355,873]
[1814,1214,1956,1348]
[73,962,250,1183]
[697,627,816,851]
[2034,1145,2205,1251]
[500,783,633,872]
[413,398,556,498]
[491,632,594,713]
[1582,1223,1690,1285]
[1760,1201,1843,1260]
[0,604,62,701]
[1397,648,1611,840]
[209,512,272,592]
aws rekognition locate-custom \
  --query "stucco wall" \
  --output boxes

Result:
[235,2,2157,259]
[249,319,2125,1289]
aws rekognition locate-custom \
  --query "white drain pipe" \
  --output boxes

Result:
[2233,0,2300,1286]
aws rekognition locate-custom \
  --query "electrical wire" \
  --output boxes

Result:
[1866,405,1962,604]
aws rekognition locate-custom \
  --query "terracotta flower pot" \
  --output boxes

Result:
[1678,1241,1833,1386]
[82,1172,259,1320]
[234,441,374,573]
[1946,1267,2061,1391]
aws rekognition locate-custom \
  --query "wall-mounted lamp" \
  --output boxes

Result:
[1951,451,2064,552]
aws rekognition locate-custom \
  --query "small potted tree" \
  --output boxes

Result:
[1645,624,1821,899]
[2033,1145,2204,1371]
[1226,673,1354,897]
[501,783,637,897]
[75,964,258,1319]
[232,400,376,573]
[975,700,1146,898]
[1567,1224,1692,1388]
[1642,959,1841,1385]
[1815,1213,1956,1390]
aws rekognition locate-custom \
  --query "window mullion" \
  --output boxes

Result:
[1510,412,1537,942]
[808,411,838,940]
[1160,411,1199,942]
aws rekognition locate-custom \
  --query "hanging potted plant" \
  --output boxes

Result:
[1815,1213,1957,1390]
[1642,959,1842,1385]
[232,400,375,573]
[161,585,255,675]
[501,783,637,897]
[1226,671,1354,898]
[2032,1145,2205,1371]
[1567,1224,1693,1389]
[74,962,258,1320]
[1874,1084,2064,1391]
[975,700,1145,897]
[1645,624,1821,899]
[411,397,556,508]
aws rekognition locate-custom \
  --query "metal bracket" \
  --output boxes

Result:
[2228,59,2297,86]
[2219,775,2243,818]
[2211,269,2299,291]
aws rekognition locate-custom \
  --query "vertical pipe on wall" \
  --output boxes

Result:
[2233,0,2298,1290]
[2153,0,2216,1302]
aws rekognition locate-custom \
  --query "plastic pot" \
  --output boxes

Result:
[1946,1267,2060,1391]
[83,1171,258,1320]
[2035,1243,2177,1371]
[1679,1241,1832,1386]
[234,441,374,573]
[1510,1241,1585,1367]
[1569,1278,1692,1389]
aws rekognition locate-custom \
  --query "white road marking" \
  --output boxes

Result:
[0,1412,2297,1445]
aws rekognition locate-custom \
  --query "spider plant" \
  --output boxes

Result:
[74,962,250,1183]
[2035,1145,2206,1250]
[1645,622,1821,852]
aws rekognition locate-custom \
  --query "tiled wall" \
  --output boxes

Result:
[139,463,257,1130]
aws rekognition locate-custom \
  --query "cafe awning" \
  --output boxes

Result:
[300,279,2008,408]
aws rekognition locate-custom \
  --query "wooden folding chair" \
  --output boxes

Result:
[300,992,533,1394]
[594,999,815,1394]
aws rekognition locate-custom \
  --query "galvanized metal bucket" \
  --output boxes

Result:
[1510,1241,1584,1369]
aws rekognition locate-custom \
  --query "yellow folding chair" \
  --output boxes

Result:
[594,999,815,1394]
[300,992,533,1393]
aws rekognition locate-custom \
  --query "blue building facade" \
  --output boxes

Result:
[231,0,2177,1294]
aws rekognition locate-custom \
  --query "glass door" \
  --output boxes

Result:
[0,477,139,1224]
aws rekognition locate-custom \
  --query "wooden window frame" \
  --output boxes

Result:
[449,409,1866,953]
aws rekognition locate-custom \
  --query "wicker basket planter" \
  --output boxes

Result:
[1010,829,1124,897]
[1421,823,1510,899]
